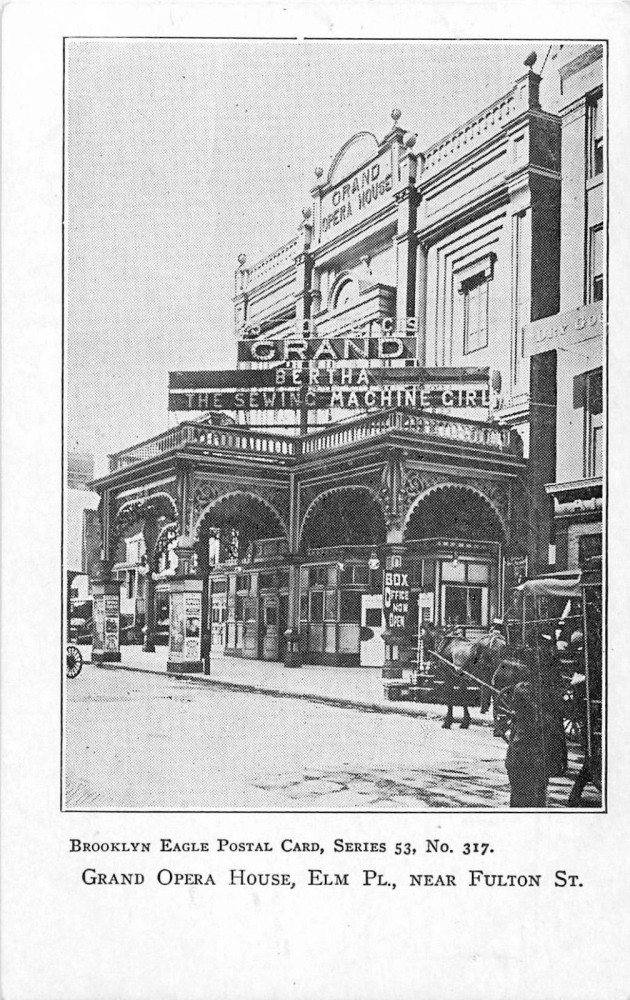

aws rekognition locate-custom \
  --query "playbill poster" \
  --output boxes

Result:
[2,2,630,998]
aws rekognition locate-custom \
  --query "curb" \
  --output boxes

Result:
[89,659,495,728]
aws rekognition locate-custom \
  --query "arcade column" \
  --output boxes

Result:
[283,559,302,669]
[92,562,121,665]
[381,542,409,681]
[165,538,204,674]
[142,516,160,653]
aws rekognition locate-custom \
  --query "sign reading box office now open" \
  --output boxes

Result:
[383,570,411,631]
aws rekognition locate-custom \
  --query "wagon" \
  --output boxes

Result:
[382,628,483,707]
[499,567,603,804]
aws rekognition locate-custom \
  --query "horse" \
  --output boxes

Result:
[491,647,532,737]
[421,624,508,730]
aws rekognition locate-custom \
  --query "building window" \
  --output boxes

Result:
[587,93,604,178]
[576,368,603,477]
[443,585,484,627]
[324,589,338,621]
[588,225,603,303]
[578,533,602,569]
[462,275,489,353]
[126,570,135,600]
[339,563,369,586]
[578,368,603,478]
[310,591,324,623]
[339,590,362,623]
[332,277,357,312]
[309,565,328,588]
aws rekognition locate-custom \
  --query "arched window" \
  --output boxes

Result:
[332,277,357,312]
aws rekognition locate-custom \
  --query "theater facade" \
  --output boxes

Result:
[88,50,603,673]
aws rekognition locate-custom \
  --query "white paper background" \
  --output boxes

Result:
[2,3,630,998]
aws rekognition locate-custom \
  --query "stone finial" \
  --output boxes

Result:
[404,133,417,148]
[314,166,324,179]
[524,50,537,68]
[391,108,402,124]
[237,253,247,266]
[302,206,312,220]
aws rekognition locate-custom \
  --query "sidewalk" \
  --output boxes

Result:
[79,644,492,725]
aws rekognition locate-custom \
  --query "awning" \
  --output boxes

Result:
[518,572,583,599]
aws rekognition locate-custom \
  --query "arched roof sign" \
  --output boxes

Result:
[328,132,379,186]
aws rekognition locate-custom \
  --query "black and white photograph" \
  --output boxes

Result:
[63,38,605,812]
[5,5,630,998]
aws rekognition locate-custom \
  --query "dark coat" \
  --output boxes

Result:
[506,679,568,780]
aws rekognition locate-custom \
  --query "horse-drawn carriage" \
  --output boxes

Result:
[383,618,502,729]
[383,566,603,801]
[507,567,603,805]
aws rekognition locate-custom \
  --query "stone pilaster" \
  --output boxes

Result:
[394,142,419,324]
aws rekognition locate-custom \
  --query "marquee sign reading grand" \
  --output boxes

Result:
[238,335,416,363]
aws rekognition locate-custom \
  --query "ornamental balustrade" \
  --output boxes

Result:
[108,408,514,473]
[109,422,297,471]
[299,409,512,455]
[422,91,517,177]
[247,236,300,289]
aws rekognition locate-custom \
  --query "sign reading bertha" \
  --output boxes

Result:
[168,367,490,412]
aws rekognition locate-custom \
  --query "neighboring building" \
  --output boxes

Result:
[68,450,95,490]
[89,46,605,670]
[526,44,604,572]
[66,452,100,604]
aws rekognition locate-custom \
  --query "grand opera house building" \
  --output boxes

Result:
[87,45,604,673]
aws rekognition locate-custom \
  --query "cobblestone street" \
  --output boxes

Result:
[64,664,586,810]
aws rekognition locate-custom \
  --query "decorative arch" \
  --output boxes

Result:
[328,131,379,186]
[193,489,289,543]
[299,484,387,549]
[113,492,179,542]
[403,483,508,542]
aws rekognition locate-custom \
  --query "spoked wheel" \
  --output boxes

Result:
[561,685,583,745]
[66,645,83,679]
[495,686,516,742]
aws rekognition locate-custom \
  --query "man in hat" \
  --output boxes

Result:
[505,632,567,807]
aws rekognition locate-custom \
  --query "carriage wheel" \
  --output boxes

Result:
[495,686,515,743]
[561,684,583,745]
[66,645,83,679]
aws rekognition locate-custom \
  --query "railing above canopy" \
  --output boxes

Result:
[106,407,518,475]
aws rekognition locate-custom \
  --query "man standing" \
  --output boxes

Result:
[505,636,567,808]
